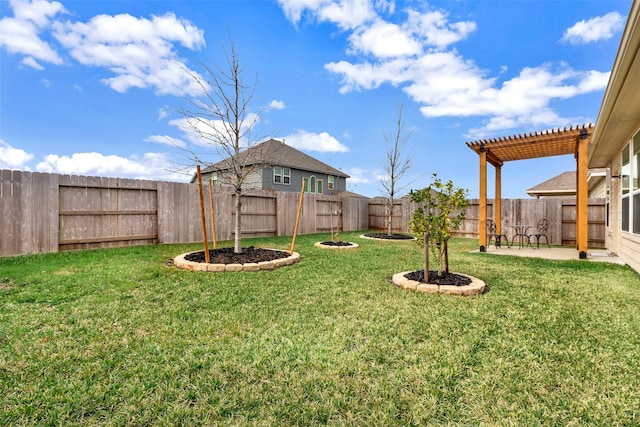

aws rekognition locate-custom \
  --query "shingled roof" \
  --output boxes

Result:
[526,171,576,198]
[200,138,349,178]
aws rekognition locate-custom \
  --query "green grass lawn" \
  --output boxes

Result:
[1,232,640,426]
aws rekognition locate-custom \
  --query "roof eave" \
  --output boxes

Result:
[589,1,640,167]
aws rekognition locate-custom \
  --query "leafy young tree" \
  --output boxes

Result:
[380,103,414,236]
[178,41,262,254]
[409,174,469,276]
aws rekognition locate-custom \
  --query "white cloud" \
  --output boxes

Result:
[578,70,611,92]
[304,1,608,136]
[562,12,624,44]
[0,140,34,169]
[35,151,188,181]
[349,20,421,58]
[144,135,187,149]
[284,130,350,153]
[21,56,44,69]
[277,0,376,30]
[168,117,216,146]
[267,99,285,110]
[345,167,374,184]
[404,8,476,49]
[274,0,326,27]
[0,0,65,65]
[158,107,170,120]
[0,1,207,95]
[169,112,261,147]
[318,0,377,30]
[52,12,205,95]
[325,56,414,93]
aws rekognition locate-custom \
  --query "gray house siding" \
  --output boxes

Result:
[261,166,346,195]
[202,167,345,194]
[194,140,350,193]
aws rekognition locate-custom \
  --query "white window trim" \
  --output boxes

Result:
[273,166,291,185]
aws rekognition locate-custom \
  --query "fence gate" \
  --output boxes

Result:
[561,200,606,248]
[58,181,158,251]
[230,193,278,237]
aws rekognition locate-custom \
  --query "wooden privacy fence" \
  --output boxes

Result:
[369,196,606,248]
[1,169,606,257]
[0,170,369,257]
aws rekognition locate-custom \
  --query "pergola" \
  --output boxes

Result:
[466,124,593,259]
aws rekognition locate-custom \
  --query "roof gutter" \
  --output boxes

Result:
[590,1,640,160]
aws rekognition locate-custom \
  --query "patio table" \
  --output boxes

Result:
[510,224,533,248]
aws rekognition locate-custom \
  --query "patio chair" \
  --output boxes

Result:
[487,219,510,248]
[529,219,550,248]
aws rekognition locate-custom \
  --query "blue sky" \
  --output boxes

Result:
[0,0,632,198]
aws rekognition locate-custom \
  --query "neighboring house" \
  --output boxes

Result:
[589,0,640,274]
[192,138,349,195]
[526,170,607,198]
[526,171,576,198]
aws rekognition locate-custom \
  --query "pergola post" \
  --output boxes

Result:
[479,144,487,252]
[495,165,502,234]
[577,129,590,259]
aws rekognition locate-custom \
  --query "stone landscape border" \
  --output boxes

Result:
[392,271,486,296]
[314,242,359,249]
[173,250,300,272]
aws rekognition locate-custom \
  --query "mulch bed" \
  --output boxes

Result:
[319,241,356,247]
[362,233,415,240]
[404,270,472,286]
[184,247,290,264]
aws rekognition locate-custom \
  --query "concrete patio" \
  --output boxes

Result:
[474,245,625,265]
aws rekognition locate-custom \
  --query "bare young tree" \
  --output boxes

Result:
[178,41,262,253]
[380,103,414,236]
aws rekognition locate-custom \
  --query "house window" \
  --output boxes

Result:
[622,142,630,232]
[273,167,290,185]
[309,176,316,194]
[303,176,320,193]
[621,131,640,235]
[328,175,335,190]
[211,172,218,186]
